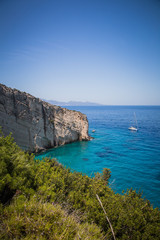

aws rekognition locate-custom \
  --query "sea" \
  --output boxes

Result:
[35,106,160,208]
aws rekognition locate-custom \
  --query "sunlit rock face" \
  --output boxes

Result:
[0,84,90,152]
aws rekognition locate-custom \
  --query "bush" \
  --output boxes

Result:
[0,131,160,239]
[0,130,35,204]
[0,196,103,239]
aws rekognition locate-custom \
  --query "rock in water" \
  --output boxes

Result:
[0,84,90,152]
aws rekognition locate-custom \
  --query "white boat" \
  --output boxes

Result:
[128,112,138,131]
[92,130,96,133]
[128,126,137,131]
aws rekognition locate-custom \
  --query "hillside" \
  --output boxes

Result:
[0,131,160,239]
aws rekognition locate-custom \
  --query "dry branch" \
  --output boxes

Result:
[96,194,116,240]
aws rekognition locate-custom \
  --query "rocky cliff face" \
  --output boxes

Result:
[0,84,90,152]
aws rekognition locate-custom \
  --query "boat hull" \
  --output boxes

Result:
[128,126,138,131]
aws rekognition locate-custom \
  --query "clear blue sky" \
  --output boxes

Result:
[0,0,160,105]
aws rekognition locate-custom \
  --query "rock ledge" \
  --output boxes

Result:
[0,84,90,152]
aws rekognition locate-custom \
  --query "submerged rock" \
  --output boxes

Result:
[0,84,91,152]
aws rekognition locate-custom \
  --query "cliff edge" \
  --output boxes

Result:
[0,84,90,152]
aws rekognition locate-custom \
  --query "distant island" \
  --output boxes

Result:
[43,99,103,106]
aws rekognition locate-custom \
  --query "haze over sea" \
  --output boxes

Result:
[36,106,160,208]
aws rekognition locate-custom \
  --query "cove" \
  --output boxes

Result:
[35,106,160,208]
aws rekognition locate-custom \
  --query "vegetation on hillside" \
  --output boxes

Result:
[0,130,160,239]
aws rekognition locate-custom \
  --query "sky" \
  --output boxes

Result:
[0,0,160,105]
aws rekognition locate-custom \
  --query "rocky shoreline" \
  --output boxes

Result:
[0,84,91,152]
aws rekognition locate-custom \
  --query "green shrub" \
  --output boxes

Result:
[0,196,104,240]
[0,130,36,204]
[0,131,160,239]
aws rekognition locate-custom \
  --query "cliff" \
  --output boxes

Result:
[0,84,90,152]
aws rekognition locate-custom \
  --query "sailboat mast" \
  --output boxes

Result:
[134,112,138,129]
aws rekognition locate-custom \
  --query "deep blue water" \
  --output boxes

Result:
[35,106,160,208]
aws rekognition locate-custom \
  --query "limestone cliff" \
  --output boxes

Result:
[0,84,90,152]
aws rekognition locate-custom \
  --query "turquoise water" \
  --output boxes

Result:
[35,106,160,208]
